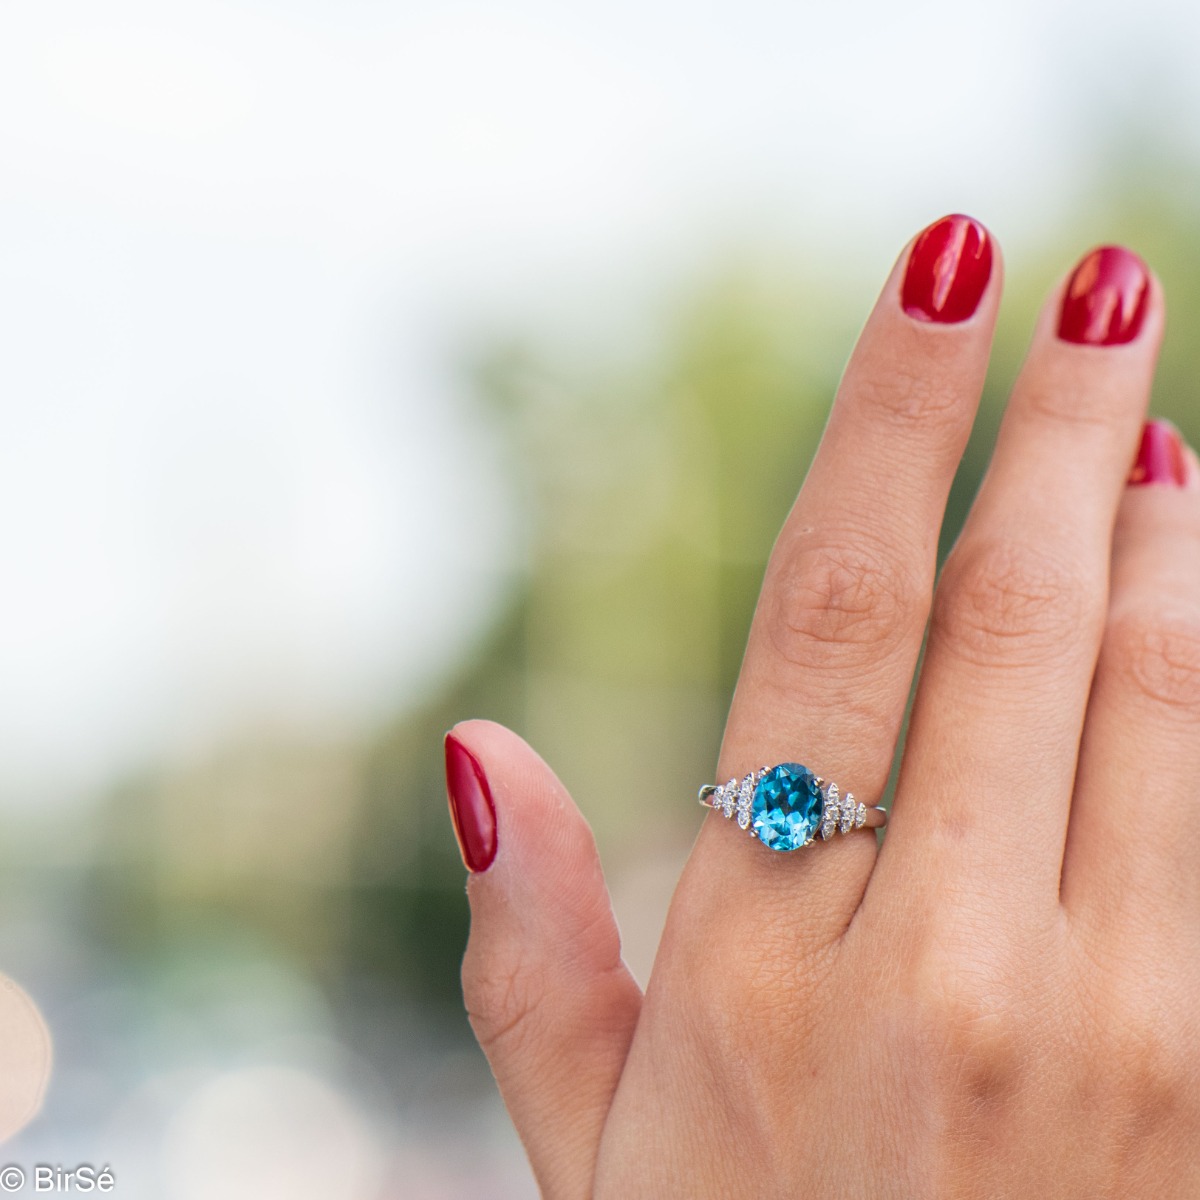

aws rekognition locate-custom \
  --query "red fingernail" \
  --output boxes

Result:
[1128,420,1187,487]
[1057,246,1150,346]
[445,733,497,873]
[901,214,993,324]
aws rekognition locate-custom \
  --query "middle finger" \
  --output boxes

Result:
[867,245,1162,922]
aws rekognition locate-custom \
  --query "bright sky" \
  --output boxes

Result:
[1,0,1199,801]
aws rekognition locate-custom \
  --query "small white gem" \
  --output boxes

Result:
[855,802,867,828]
[736,773,753,829]
[839,795,853,833]
[817,781,836,839]
[820,808,836,841]
[736,773,755,824]
[722,777,737,819]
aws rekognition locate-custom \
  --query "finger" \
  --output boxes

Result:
[871,246,1163,917]
[1061,421,1200,931]
[445,721,641,1200]
[682,214,1002,936]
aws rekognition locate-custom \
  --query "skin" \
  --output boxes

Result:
[449,221,1200,1198]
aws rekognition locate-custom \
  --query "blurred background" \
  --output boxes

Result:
[2,0,1200,1195]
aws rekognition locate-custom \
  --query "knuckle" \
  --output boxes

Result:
[762,534,923,672]
[854,363,968,429]
[1021,379,1124,430]
[944,1020,1026,1126]
[1103,608,1200,714]
[461,944,546,1058]
[913,965,1028,1124]
[1077,967,1200,1148]
[898,918,1049,1129]
[933,538,1099,668]
[1104,1009,1200,1138]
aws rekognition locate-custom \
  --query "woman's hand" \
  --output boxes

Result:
[444,214,1200,1198]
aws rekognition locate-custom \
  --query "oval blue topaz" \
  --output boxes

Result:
[751,763,823,851]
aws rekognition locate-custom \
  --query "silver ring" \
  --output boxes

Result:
[699,762,887,851]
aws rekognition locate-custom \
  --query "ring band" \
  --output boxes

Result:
[699,762,887,852]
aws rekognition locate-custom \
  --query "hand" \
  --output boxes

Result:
[444,214,1200,1198]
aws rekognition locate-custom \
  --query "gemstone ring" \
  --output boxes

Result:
[698,762,887,852]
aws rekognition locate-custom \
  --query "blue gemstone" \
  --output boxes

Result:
[751,764,823,851]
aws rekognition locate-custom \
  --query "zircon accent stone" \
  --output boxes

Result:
[721,786,735,819]
[820,781,839,840]
[839,792,855,834]
[751,763,823,852]
[736,773,755,829]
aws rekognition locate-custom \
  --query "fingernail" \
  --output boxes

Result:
[445,733,497,873]
[1128,419,1187,487]
[901,214,993,324]
[1057,246,1150,346]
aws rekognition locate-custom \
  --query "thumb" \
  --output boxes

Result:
[444,720,642,1199]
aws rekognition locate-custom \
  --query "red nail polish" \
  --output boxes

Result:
[445,733,497,873]
[1128,420,1187,487]
[901,214,993,324]
[1057,246,1150,346]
